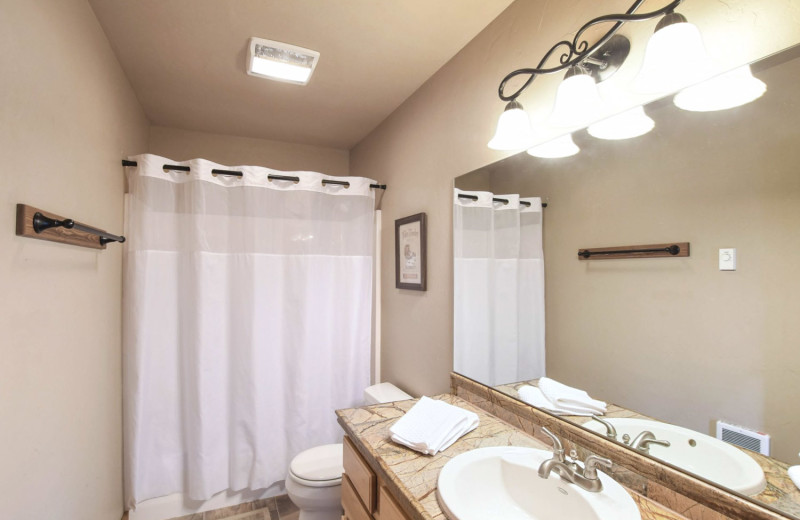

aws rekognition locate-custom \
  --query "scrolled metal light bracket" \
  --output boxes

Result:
[497,0,685,102]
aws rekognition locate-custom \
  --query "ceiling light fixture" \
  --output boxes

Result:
[247,38,320,85]
[673,65,767,112]
[588,106,655,140]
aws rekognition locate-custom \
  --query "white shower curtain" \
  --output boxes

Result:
[122,154,375,508]
[453,189,545,386]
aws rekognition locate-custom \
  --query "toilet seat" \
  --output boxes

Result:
[288,443,344,488]
[288,470,342,488]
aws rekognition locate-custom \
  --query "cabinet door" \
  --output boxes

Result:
[342,474,372,520]
[379,485,411,520]
[343,435,376,512]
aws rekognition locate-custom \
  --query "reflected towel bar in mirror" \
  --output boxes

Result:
[578,242,689,260]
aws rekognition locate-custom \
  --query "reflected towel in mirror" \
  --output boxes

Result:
[517,385,601,416]
[538,378,607,415]
[790,466,800,492]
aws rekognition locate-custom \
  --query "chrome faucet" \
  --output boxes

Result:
[537,427,613,493]
[625,431,671,454]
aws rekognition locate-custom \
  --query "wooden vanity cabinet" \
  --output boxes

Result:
[342,435,411,520]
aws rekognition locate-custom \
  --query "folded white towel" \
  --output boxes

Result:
[517,385,596,416]
[538,377,607,415]
[389,396,479,455]
[789,466,800,492]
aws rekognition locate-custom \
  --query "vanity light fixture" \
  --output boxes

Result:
[587,106,655,140]
[488,100,536,150]
[673,65,767,112]
[526,134,580,159]
[488,0,688,152]
[549,64,604,128]
[247,38,320,85]
[634,12,712,94]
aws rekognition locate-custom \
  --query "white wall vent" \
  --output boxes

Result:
[716,420,770,455]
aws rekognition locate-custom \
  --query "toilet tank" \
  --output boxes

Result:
[363,382,412,405]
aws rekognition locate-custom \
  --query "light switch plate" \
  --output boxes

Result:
[719,248,737,270]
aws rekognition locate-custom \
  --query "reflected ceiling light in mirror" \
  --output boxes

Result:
[526,134,580,159]
[488,1,682,150]
[488,100,536,151]
[588,106,655,140]
[549,65,603,128]
[635,13,712,94]
[673,65,767,111]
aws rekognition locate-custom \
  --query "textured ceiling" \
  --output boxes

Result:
[88,0,515,149]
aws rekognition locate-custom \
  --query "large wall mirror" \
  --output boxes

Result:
[453,44,800,518]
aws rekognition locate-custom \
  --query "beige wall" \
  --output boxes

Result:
[149,126,349,176]
[351,0,800,398]
[0,1,149,519]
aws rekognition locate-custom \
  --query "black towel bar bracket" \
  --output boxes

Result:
[16,204,125,249]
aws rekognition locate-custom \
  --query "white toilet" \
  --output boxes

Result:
[285,383,413,520]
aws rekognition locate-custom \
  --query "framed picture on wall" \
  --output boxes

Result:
[395,212,427,291]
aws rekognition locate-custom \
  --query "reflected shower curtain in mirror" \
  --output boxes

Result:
[453,189,545,386]
[122,154,374,507]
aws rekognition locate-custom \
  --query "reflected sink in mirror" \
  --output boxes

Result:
[583,418,766,496]
[437,446,641,520]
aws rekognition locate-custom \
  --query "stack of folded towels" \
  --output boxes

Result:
[389,396,479,455]
[517,377,607,416]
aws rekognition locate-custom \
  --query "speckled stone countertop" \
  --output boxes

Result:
[495,379,800,518]
[336,394,689,520]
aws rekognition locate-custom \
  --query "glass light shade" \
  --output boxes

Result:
[488,103,535,150]
[635,20,712,94]
[673,65,767,112]
[250,57,313,83]
[526,134,580,158]
[549,73,602,128]
[588,106,655,140]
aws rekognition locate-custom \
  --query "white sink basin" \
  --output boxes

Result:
[437,446,641,520]
[583,418,766,496]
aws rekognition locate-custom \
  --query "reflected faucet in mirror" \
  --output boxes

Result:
[625,431,671,454]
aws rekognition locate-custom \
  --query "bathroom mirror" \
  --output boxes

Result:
[453,43,800,518]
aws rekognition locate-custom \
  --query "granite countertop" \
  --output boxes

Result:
[336,393,689,520]
[495,379,800,518]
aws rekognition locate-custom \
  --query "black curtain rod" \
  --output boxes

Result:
[457,193,547,208]
[121,160,387,190]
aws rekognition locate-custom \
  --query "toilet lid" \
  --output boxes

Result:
[290,443,344,482]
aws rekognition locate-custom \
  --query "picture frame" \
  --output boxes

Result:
[395,212,427,291]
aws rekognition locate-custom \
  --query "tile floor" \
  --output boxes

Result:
[169,494,299,520]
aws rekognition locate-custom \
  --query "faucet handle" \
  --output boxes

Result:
[541,427,565,462]
[583,455,613,480]
[590,415,617,440]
